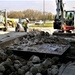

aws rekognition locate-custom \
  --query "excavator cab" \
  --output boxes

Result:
[61,11,75,32]
[65,11,74,26]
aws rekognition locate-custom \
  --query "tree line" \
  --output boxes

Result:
[7,9,55,21]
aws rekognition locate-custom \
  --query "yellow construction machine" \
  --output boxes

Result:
[0,9,7,31]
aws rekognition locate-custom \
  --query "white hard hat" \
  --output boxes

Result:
[26,18,29,22]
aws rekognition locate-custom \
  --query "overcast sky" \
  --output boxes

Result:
[0,0,75,14]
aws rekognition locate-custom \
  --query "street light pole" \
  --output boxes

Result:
[43,0,45,24]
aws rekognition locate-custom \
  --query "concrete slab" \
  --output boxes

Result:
[11,44,70,56]
[0,32,27,47]
[24,44,70,55]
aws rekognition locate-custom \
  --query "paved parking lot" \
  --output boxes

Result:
[0,27,55,35]
[28,27,55,34]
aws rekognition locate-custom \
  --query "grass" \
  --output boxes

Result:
[29,23,53,27]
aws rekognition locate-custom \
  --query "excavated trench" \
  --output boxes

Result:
[0,31,75,75]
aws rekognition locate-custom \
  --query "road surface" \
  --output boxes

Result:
[0,27,55,35]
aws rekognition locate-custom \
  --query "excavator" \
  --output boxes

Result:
[0,9,7,31]
[53,0,75,35]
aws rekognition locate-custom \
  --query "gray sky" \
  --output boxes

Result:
[0,0,75,14]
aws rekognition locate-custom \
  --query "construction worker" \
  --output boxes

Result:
[22,18,29,32]
[15,22,24,32]
[67,12,74,25]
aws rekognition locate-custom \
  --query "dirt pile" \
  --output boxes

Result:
[0,30,75,75]
[0,48,60,75]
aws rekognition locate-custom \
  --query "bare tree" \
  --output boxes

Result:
[7,9,55,20]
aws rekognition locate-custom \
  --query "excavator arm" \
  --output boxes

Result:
[54,0,64,29]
